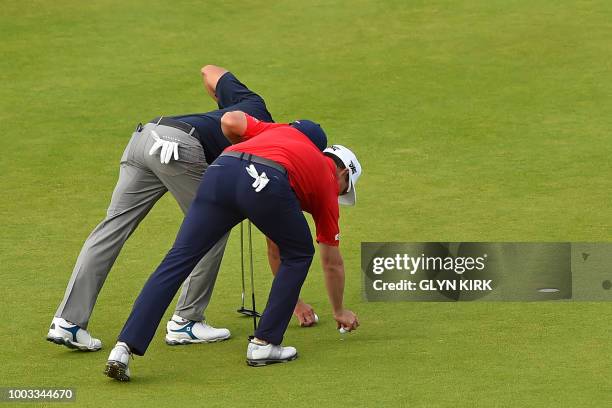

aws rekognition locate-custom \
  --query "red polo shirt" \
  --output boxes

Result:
[225,113,340,246]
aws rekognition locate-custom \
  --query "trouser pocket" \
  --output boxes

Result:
[120,131,140,164]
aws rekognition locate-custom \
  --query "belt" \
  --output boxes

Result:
[147,117,199,138]
[220,151,287,175]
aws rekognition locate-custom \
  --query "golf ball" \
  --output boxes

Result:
[339,327,349,334]
[313,313,319,323]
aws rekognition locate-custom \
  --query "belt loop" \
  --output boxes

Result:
[188,127,195,136]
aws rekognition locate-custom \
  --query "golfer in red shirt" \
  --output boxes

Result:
[105,111,362,381]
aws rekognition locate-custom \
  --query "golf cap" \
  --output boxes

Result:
[323,144,362,206]
[290,120,327,151]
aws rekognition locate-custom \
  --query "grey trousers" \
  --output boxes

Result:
[55,122,229,328]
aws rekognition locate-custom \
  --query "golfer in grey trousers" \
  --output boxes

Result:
[46,65,305,351]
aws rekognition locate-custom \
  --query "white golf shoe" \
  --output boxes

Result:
[165,315,231,345]
[246,339,298,367]
[46,317,102,351]
[104,342,131,382]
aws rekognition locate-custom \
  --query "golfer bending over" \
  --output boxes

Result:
[104,110,362,381]
[48,65,321,354]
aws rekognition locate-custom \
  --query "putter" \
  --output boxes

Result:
[237,221,261,326]
[248,220,259,332]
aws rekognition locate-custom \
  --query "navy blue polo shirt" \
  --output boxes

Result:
[170,111,230,164]
[170,72,273,164]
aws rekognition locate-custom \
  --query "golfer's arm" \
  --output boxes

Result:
[220,111,247,144]
[266,237,281,275]
[267,238,308,309]
[319,243,345,314]
[201,64,228,102]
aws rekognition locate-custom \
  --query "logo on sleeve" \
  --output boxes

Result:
[335,233,341,241]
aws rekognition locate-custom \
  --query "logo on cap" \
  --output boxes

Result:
[349,161,357,174]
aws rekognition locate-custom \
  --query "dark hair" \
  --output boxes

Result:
[324,152,345,170]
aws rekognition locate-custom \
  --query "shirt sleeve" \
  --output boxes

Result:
[242,113,276,140]
[311,177,341,246]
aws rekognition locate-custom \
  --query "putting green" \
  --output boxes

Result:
[1,1,611,406]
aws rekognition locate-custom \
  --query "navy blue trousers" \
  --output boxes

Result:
[119,155,315,355]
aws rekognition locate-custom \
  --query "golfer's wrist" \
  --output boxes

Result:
[332,305,344,316]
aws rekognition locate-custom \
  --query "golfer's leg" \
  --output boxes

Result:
[245,190,315,345]
[55,162,166,328]
[117,180,242,355]
[173,232,229,321]
[156,156,230,322]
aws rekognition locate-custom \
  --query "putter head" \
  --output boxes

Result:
[237,307,262,318]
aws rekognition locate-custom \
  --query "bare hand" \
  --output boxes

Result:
[293,301,317,327]
[334,309,359,332]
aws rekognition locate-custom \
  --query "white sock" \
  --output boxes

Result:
[116,341,130,352]
[251,337,269,346]
[172,314,189,324]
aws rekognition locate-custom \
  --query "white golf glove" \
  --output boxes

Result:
[148,130,179,164]
[245,164,269,192]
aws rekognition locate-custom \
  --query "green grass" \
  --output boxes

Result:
[2,0,612,406]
